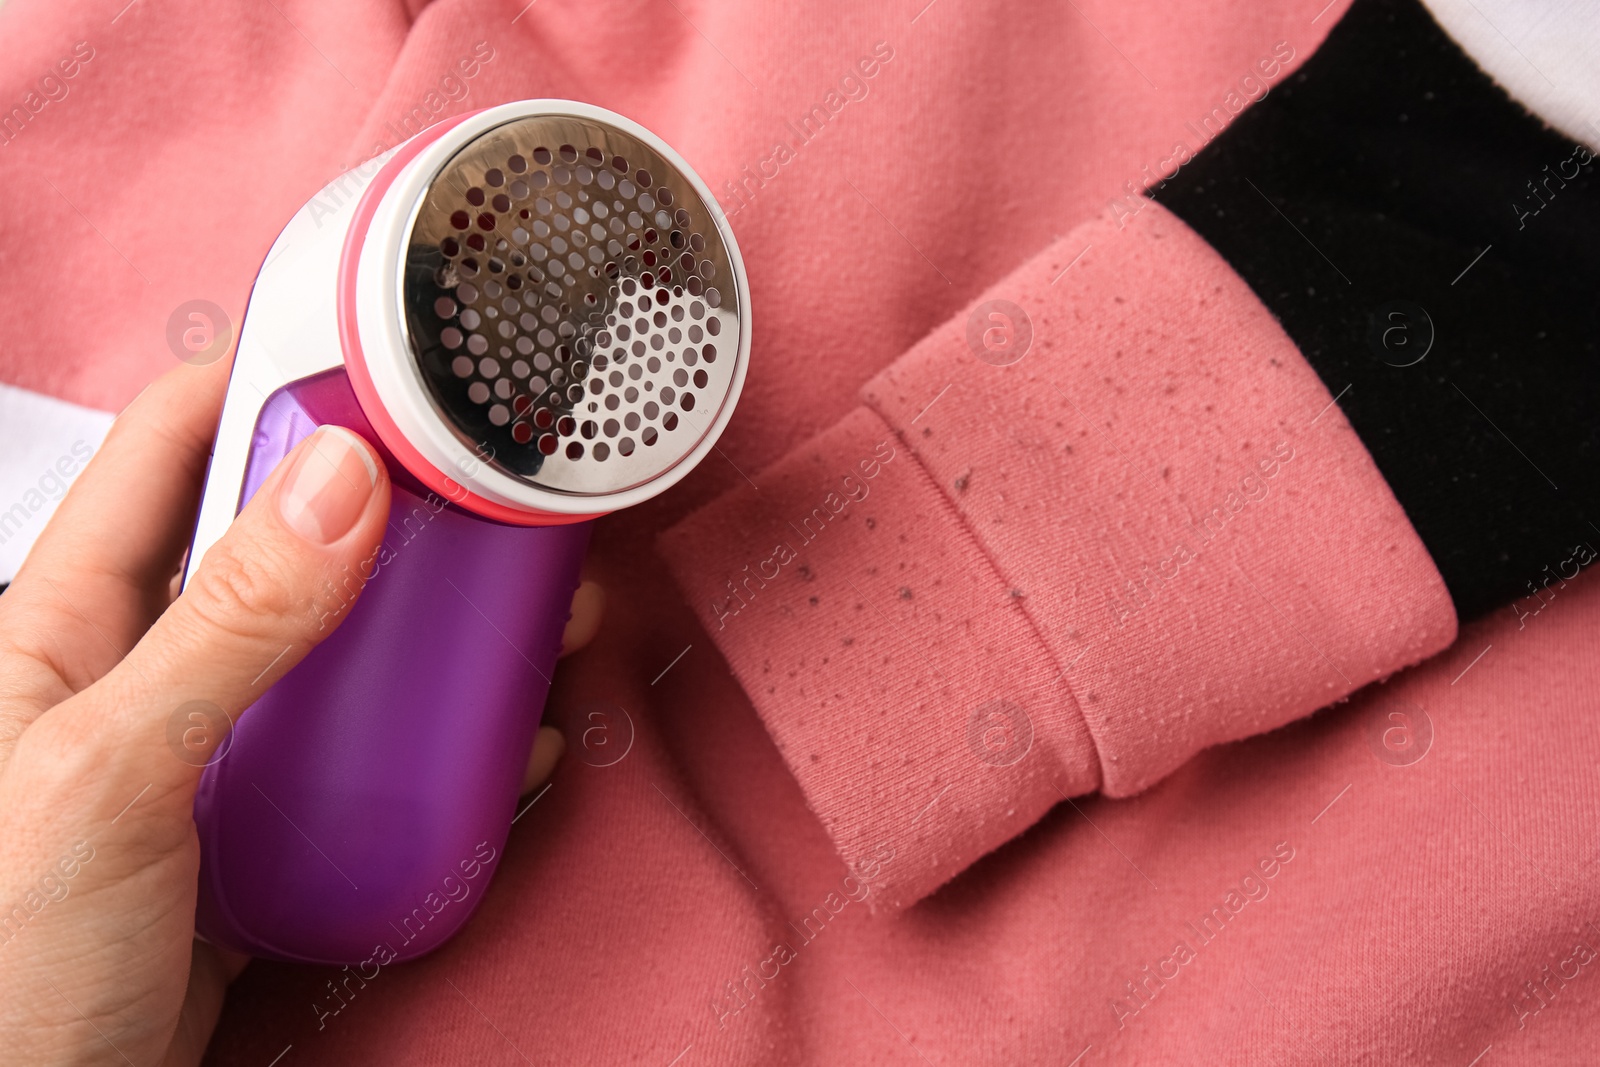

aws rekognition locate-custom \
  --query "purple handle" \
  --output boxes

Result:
[193,369,590,965]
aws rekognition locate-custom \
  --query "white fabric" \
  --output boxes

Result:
[1423,0,1600,147]
[0,382,114,584]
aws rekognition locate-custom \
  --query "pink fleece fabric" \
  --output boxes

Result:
[5,0,1595,1063]
[662,201,1456,907]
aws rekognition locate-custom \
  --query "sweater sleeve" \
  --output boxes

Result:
[657,199,1457,909]
[1148,0,1600,622]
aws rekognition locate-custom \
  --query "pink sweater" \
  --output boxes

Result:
[2,0,1597,1062]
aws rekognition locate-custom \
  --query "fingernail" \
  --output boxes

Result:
[278,427,379,544]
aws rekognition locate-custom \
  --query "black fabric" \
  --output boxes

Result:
[1150,0,1600,621]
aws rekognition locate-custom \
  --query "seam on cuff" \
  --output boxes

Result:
[862,399,1109,795]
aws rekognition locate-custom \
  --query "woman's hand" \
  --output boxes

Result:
[0,361,598,1065]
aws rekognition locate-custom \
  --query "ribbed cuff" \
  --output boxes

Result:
[660,405,1102,910]
[660,200,1458,909]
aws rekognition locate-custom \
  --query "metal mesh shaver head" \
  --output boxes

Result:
[399,112,742,499]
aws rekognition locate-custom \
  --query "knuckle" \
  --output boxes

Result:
[16,707,108,786]
[184,539,309,642]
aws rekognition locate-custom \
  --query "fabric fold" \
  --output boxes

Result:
[661,199,1458,908]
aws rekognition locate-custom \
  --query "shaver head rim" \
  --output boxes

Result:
[337,101,750,523]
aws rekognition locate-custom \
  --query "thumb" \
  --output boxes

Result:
[59,425,391,805]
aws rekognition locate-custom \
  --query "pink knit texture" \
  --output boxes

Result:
[661,200,1456,908]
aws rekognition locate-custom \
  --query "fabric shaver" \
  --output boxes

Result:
[183,101,749,964]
